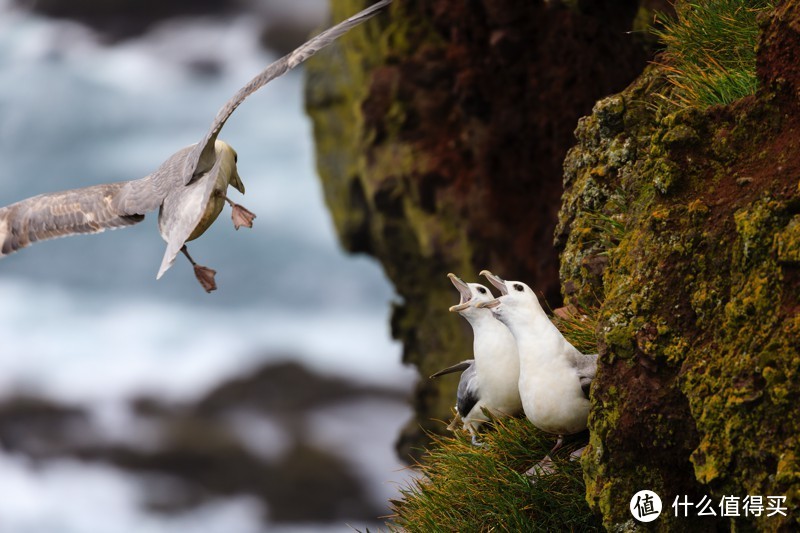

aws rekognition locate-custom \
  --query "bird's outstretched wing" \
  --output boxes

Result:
[182,0,393,184]
[0,182,145,257]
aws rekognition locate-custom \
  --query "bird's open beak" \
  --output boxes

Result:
[448,273,472,312]
[479,270,508,295]
[475,298,501,309]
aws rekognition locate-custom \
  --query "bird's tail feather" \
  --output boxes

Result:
[156,241,182,279]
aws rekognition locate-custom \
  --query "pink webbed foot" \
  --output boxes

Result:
[181,246,218,293]
[224,196,256,230]
[193,264,218,293]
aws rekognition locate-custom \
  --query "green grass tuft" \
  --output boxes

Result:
[551,304,600,356]
[388,417,602,532]
[653,0,774,109]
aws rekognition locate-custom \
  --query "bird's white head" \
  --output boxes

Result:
[475,270,539,326]
[215,140,245,194]
[447,273,496,316]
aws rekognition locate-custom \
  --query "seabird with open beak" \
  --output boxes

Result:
[477,270,597,457]
[430,273,522,444]
[0,0,392,292]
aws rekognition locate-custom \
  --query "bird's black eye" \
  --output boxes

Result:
[514,284,524,292]
[477,287,487,294]
[234,154,238,163]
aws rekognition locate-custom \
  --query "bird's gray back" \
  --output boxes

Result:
[114,145,193,215]
[566,348,598,398]
[567,349,598,380]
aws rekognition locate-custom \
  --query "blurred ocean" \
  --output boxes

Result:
[0,1,417,531]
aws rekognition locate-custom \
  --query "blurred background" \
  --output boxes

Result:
[0,0,418,531]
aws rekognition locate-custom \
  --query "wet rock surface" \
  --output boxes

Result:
[0,360,408,524]
[13,0,323,51]
[14,0,236,41]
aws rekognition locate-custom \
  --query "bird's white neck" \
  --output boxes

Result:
[502,305,569,367]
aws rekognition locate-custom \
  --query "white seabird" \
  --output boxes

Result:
[477,270,597,455]
[430,273,522,444]
[0,0,392,293]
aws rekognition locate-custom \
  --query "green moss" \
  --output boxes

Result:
[775,215,800,264]
[558,37,800,526]
[661,123,700,147]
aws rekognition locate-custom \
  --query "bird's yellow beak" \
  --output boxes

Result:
[231,167,245,194]
[480,270,508,295]
[475,298,501,309]
[448,273,472,312]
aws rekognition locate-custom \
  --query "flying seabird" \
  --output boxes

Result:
[477,270,597,457]
[0,0,392,292]
[430,273,521,444]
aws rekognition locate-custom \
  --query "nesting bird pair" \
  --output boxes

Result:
[432,270,597,456]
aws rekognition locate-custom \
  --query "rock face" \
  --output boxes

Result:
[308,0,799,527]
[556,2,800,528]
[13,0,322,51]
[14,0,234,40]
[305,0,650,459]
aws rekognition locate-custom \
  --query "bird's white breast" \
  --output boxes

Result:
[519,357,589,434]
[514,318,589,435]
[472,318,521,414]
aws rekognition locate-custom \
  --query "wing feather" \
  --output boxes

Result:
[566,350,598,399]
[182,0,392,184]
[0,182,145,257]
[430,359,474,378]
[456,362,480,419]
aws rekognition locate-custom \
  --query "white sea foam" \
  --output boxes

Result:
[0,453,266,533]
[0,277,413,404]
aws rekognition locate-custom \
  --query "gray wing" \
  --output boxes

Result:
[456,362,480,419]
[182,0,393,185]
[0,182,148,257]
[566,349,598,399]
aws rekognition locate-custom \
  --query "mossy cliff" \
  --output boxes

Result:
[307,0,799,528]
[557,1,800,529]
[305,0,652,459]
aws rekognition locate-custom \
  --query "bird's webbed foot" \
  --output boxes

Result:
[224,196,256,230]
[193,264,218,293]
[181,246,218,293]
[525,455,557,478]
[446,412,462,432]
